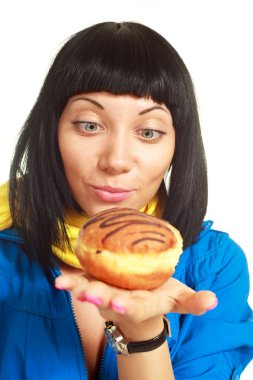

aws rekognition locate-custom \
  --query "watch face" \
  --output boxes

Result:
[105,326,123,354]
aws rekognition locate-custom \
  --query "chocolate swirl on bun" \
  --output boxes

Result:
[75,208,183,290]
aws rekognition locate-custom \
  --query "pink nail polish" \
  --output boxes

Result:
[83,294,102,306]
[76,293,87,302]
[111,302,126,314]
[206,297,218,311]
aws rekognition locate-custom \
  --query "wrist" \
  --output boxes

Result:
[116,316,165,342]
[104,315,171,356]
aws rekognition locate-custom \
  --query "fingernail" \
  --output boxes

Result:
[111,301,126,314]
[78,294,102,306]
[206,297,218,311]
[76,292,87,302]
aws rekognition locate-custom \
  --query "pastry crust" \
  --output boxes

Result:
[75,207,183,290]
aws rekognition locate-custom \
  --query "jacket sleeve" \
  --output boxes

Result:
[169,232,253,379]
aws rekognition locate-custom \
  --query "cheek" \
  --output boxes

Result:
[59,143,76,173]
[143,145,174,181]
[58,134,91,179]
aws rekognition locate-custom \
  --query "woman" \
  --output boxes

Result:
[0,21,252,379]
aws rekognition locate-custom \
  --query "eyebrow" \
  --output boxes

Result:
[72,96,104,109]
[72,96,169,115]
[138,105,169,115]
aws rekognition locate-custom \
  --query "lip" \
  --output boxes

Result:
[91,185,135,202]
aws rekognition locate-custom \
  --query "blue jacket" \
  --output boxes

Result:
[0,221,253,379]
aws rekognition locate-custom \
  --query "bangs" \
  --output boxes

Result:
[51,22,187,115]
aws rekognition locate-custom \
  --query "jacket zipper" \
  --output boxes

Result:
[52,267,89,379]
[53,267,110,380]
[68,290,109,380]
[66,289,90,380]
[98,342,108,380]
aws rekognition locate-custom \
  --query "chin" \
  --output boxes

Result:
[84,202,143,217]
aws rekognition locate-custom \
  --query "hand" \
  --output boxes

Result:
[55,273,218,325]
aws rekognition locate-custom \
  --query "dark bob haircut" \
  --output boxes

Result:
[9,21,207,269]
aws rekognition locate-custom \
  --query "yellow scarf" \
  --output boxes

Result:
[0,181,162,269]
[0,182,12,230]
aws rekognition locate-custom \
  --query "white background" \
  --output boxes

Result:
[0,0,252,377]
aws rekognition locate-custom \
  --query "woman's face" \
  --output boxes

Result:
[58,92,175,216]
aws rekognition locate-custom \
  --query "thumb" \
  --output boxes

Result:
[174,290,218,316]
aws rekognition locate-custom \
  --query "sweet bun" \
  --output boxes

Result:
[75,207,183,290]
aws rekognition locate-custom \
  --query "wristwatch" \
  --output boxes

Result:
[104,316,171,355]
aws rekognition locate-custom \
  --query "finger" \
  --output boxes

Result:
[109,290,160,323]
[73,280,119,307]
[55,274,86,291]
[55,273,131,319]
[153,278,218,316]
[106,289,217,325]
[174,290,218,315]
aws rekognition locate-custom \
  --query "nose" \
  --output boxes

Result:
[98,133,133,174]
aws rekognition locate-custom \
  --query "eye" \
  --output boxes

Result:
[72,121,101,133]
[79,121,98,132]
[141,129,155,139]
[139,129,165,141]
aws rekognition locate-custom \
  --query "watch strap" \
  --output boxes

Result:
[105,316,171,355]
[127,316,171,354]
